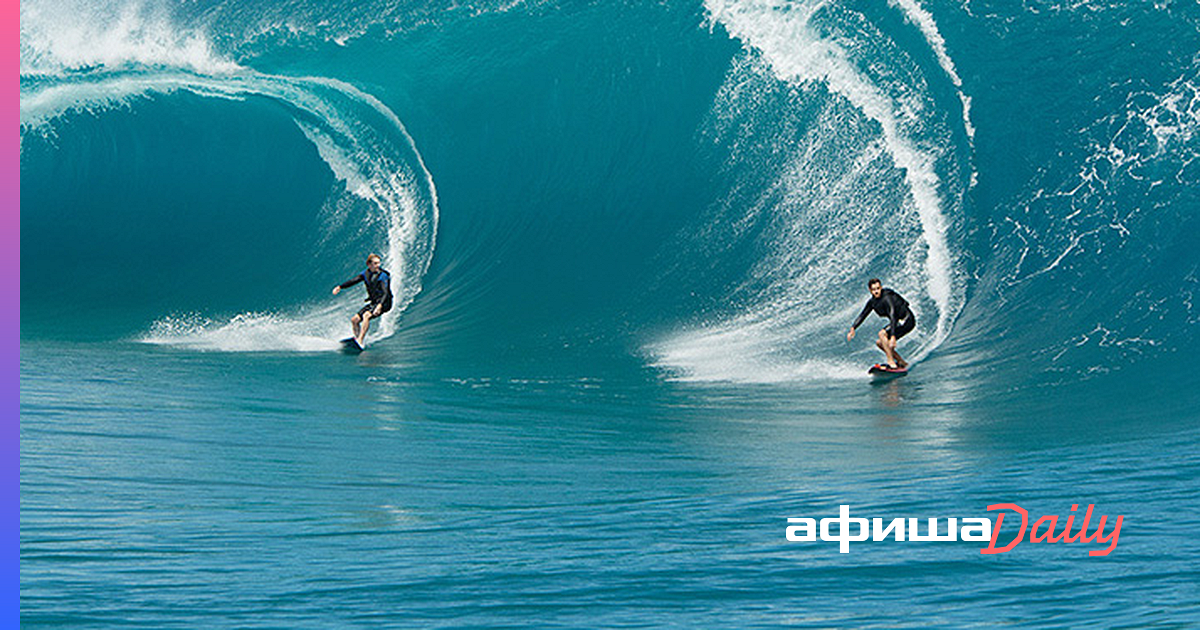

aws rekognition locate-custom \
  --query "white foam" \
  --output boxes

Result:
[20,0,241,76]
[1132,74,1199,158]
[649,304,870,384]
[651,327,866,383]
[141,311,343,352]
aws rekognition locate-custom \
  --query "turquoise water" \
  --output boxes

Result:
[21,0,1200,626]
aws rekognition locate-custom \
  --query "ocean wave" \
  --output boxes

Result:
[21,30,439,350]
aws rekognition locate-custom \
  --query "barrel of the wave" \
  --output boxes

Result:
[19,65,439,350]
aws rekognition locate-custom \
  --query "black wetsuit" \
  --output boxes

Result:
[339,268,393,317]
[853,288,915,339]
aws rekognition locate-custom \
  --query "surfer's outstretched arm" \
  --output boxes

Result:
[338,274,365,289]
[333,273,366,295]
[848,300,873,340]
[852,300,873,330]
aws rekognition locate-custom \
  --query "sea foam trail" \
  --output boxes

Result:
[21,30,438,351]
[890,0,975,143]
[651,0,965,383]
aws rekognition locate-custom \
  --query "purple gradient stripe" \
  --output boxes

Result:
[8,0,20,623]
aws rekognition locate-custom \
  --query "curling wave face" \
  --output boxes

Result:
[21,0,438,351]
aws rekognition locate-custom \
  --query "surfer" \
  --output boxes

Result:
[846,278,915,369]
[332,253,393,346]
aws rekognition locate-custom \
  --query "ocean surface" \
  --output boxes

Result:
[20,0,1200,626]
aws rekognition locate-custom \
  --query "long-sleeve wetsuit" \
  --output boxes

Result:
[339,268,393,313]
[852,288,913,338]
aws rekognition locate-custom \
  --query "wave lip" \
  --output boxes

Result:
[890,0,975,143]
[20,0,241,76]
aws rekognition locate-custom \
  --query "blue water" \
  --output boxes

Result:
[20,0,1200,626]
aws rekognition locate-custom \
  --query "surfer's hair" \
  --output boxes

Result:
[868,278,882,288]
[366,253,382,264]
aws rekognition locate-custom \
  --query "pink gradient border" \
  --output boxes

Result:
[8,0,19,622]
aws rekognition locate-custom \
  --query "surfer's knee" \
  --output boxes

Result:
[351,314,361,324]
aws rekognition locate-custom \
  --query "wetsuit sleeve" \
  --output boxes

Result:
[338,273,364,290]
[886,296,899,337]
[381,272,392,300]
[852,300,873,329]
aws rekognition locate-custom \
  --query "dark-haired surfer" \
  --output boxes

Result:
[846,278,914,369]
[332,253,393,346]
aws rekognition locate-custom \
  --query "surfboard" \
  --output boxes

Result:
[869,363,908,378]
[340,337,364,354]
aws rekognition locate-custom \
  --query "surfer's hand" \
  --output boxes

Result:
[332,286,341,296]
[373,305,382,316]
[847,328,856,341]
